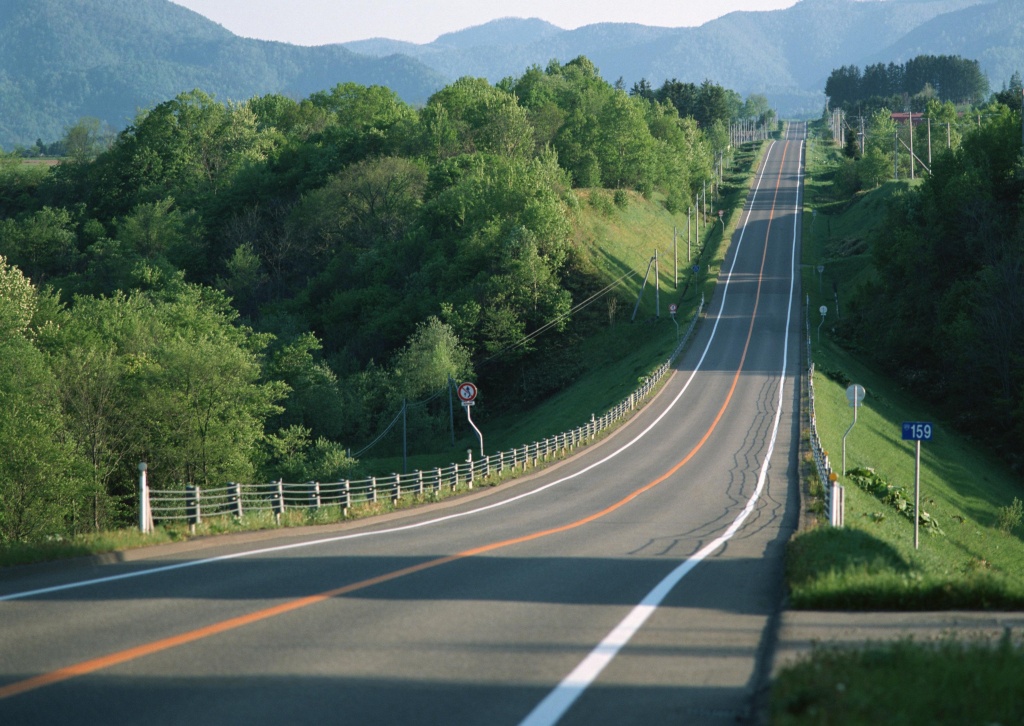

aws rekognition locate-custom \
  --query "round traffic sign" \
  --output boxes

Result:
[669,303,677,313]
[457,382,478,402]
[819,305,827,316]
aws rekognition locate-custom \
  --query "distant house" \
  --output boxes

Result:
[890,112,926,126]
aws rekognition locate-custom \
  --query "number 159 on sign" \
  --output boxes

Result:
[902,422,933,441]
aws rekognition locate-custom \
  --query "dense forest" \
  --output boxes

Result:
[825,54,990,112]
[834,102,1024,467]
[0,57,756,543]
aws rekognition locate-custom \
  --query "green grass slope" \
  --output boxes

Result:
[790,135,1024,610]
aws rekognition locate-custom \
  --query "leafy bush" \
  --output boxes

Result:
[847,467,943,534]
[997,497,1023,535]
[588,190,615,216]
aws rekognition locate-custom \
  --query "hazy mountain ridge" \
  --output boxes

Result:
[340,0,1008,112]
[0,0,447,148]
[873,0,1024,82]
[361,0,1018,117]
[1,0,1020,150]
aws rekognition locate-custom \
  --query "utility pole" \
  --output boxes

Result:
[909,112,915,180]
[894,130,899,179]
[695,197,700,252]
[927,117,932,168]
[655,249,660,318]
[702,181,706,229]
[673,227,678,289]
[687,207,692,262]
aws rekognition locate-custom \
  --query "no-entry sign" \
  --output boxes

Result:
[457,382,478,402]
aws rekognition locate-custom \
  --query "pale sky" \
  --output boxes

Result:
[169,0,800,46]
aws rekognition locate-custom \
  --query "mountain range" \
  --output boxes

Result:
[1,0,1022,150]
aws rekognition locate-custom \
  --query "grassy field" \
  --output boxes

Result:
[770,127,1024,724]
[792,133,1024,609]
[771,632,1024,724]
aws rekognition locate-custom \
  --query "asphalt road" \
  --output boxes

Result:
[0,124,807,726]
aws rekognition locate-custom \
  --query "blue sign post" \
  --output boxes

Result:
[902,422,934,549]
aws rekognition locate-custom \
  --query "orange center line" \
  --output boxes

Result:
[0,143,793,702]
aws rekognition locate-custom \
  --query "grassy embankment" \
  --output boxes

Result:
[0,141,769,566]
[790,134,1024,609]
[770,131,1024,724]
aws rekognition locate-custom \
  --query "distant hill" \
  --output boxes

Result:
[2,0,1021,151]
[343,0,1016,115]
[0,0,447,149]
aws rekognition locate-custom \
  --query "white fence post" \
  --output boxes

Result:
[186,485,200,535]
[138,462,150,534]
[230,482,243,519]
[273,479,284,524]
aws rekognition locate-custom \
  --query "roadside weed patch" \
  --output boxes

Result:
[772,633,1024,725]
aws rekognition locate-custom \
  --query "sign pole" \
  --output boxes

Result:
[457,382,483,457]
[842,384,866,476]
[902,421,933,550]
[914,439,921,550]
[464,403,484,457]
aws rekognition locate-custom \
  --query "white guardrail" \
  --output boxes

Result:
[805,296,844,527]
[143,297,705,533]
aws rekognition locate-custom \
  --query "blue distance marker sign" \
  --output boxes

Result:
[902,422,933,441]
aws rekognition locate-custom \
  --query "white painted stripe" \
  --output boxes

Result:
[519,134,805,726]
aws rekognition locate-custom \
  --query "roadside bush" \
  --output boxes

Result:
[997,497,1023,535]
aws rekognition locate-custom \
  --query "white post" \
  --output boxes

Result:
[673,227,678,289]
[914,440,921,550]
[138,462,149,534]
[654,248,660,318]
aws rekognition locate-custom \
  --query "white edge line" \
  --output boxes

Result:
[518,132,804,726]
[1,140,782,604]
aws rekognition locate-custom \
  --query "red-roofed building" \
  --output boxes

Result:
[891,112,926,126]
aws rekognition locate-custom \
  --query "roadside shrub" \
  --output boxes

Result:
[997,497,1023,535]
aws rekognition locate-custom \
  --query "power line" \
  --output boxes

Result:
[477,268,637,368]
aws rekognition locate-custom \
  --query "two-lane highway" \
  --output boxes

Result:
[1,123,806,725]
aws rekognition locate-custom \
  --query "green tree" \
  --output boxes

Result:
[266,332,347,440]
[393,316,474,398]
[39,282,287,503]
[595,92,657,192]
[62,117,109,164]
[0,205,80,283]
[264,425,356,483]
[293,156,427,253]
[420,77,534,159]
[847,112,1024,454]
[0,257,90,542]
